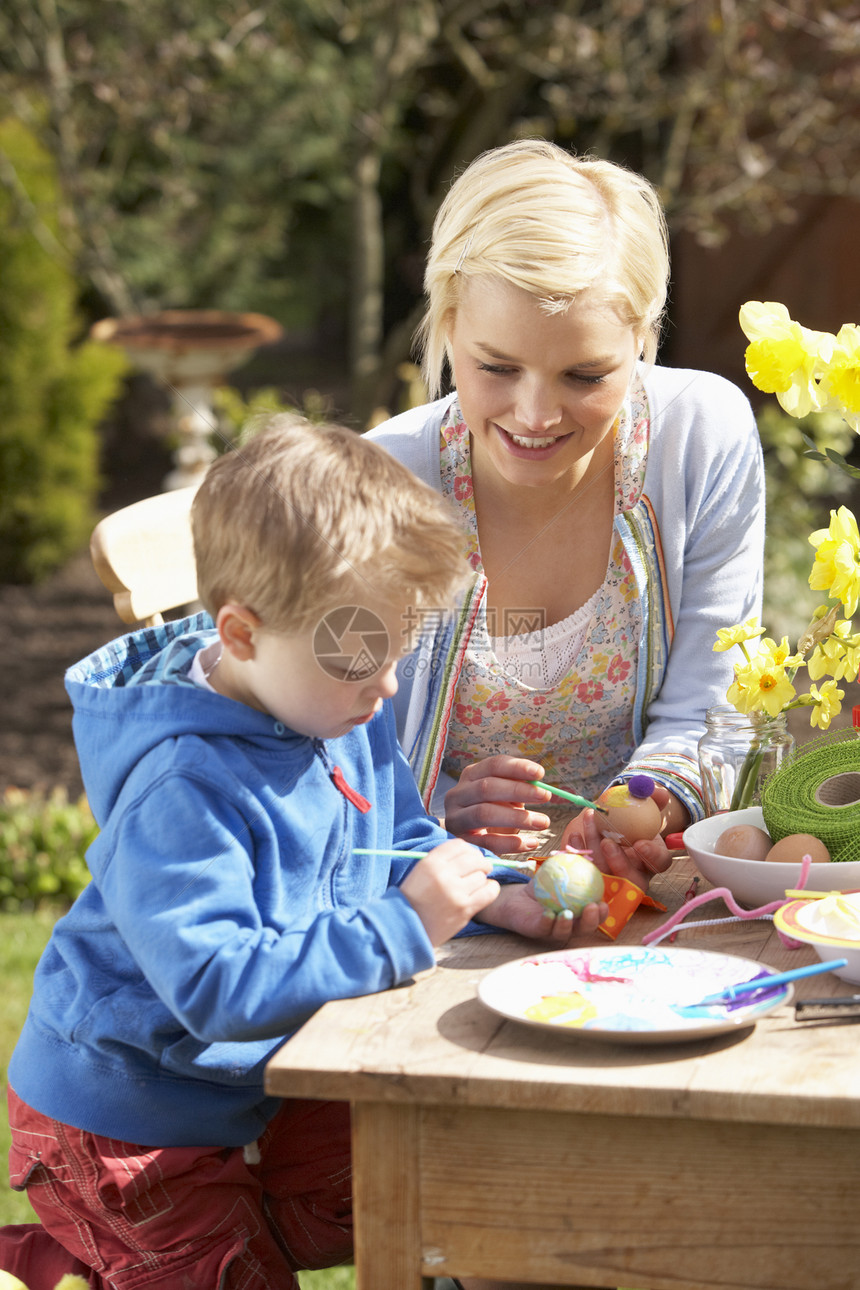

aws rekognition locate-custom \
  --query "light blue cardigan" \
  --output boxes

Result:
[368,364,766,822]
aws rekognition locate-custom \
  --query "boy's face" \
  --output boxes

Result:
[222,594,418,740]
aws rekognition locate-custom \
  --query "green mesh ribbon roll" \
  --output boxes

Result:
[761,730,860,863]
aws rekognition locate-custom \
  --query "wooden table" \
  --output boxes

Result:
[265,817,860,1290]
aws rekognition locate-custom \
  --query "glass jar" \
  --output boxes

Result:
[697,706,795,816]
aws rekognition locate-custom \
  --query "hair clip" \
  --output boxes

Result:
[454,233,474,273]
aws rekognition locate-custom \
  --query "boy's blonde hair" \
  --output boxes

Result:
[192,415,469,632]
[416,138,670,397]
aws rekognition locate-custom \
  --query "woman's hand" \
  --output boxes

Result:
[443,755,553,855]
[474,878,608,946]
[559,783,682,889]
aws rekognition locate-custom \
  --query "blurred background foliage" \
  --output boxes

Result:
[0,110,127,581]
[758,407,858,645]
[2,0,858,415]
[0,0,858,582]
[0,787,94,911]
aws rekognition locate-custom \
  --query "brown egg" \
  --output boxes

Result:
[765,833,831,864]
[595,779,663,843]
[714,824,772,862]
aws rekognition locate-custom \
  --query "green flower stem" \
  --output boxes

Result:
[730,742,765,812]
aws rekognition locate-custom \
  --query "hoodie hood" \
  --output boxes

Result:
[65,613,305,823]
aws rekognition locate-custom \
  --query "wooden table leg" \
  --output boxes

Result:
[352,1101,425,1290]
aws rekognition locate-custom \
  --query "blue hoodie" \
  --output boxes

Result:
[9,615,511,1147]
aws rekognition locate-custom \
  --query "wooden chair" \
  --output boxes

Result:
[89,485,200,627]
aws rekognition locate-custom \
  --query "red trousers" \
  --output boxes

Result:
[3,1086,353,1290]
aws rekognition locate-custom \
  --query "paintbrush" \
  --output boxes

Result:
[529,781,609,814]
[692,957,848,1007]
[352,848,528,869]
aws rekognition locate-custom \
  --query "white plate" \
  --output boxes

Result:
[477,945,792,1045]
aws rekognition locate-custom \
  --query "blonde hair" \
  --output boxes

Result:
[192,414,469,632]
[417,138,670,396]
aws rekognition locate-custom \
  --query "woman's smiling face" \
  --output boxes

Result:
[448,276,641,492]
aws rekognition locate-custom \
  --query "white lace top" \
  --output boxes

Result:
[488,591,601,689]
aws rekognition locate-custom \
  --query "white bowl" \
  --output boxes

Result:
[682,806,860,909]
[773,899,860,985]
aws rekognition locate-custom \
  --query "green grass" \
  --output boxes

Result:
[0,908,355,1288]
[297,1272,355,1288]
[0,908,56,1226]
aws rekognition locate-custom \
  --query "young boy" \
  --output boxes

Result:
[2,417,601,1290]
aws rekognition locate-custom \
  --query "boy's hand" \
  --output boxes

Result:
[474,880,608,946]
[400,839,500,946]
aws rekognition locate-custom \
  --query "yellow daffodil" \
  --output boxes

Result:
[759,635,803,670]
[715,303,860,808]
[807,678,845,729]
[824,622,860,683]
[806,637,846,681]
[818,323,860,432]
[712,617,764,652]
[809,505,860,618]
[726,675,753,712]
[730,650,797,717]
[738,301,832,418]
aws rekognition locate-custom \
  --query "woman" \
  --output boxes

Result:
[368,138,765,891]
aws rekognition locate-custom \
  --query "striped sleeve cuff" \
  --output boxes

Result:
[614,753,705,823]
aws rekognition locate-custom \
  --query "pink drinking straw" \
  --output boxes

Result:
[642,853,813,949]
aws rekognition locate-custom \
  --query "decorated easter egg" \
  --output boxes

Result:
[532,851,605,916]
[765,832,830,864]
[714,823,772,862]
[595,775,662,844]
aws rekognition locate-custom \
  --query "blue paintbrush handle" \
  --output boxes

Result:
[698,957,849,1005]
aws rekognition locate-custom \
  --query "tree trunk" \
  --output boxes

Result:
[349,146,386,426]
